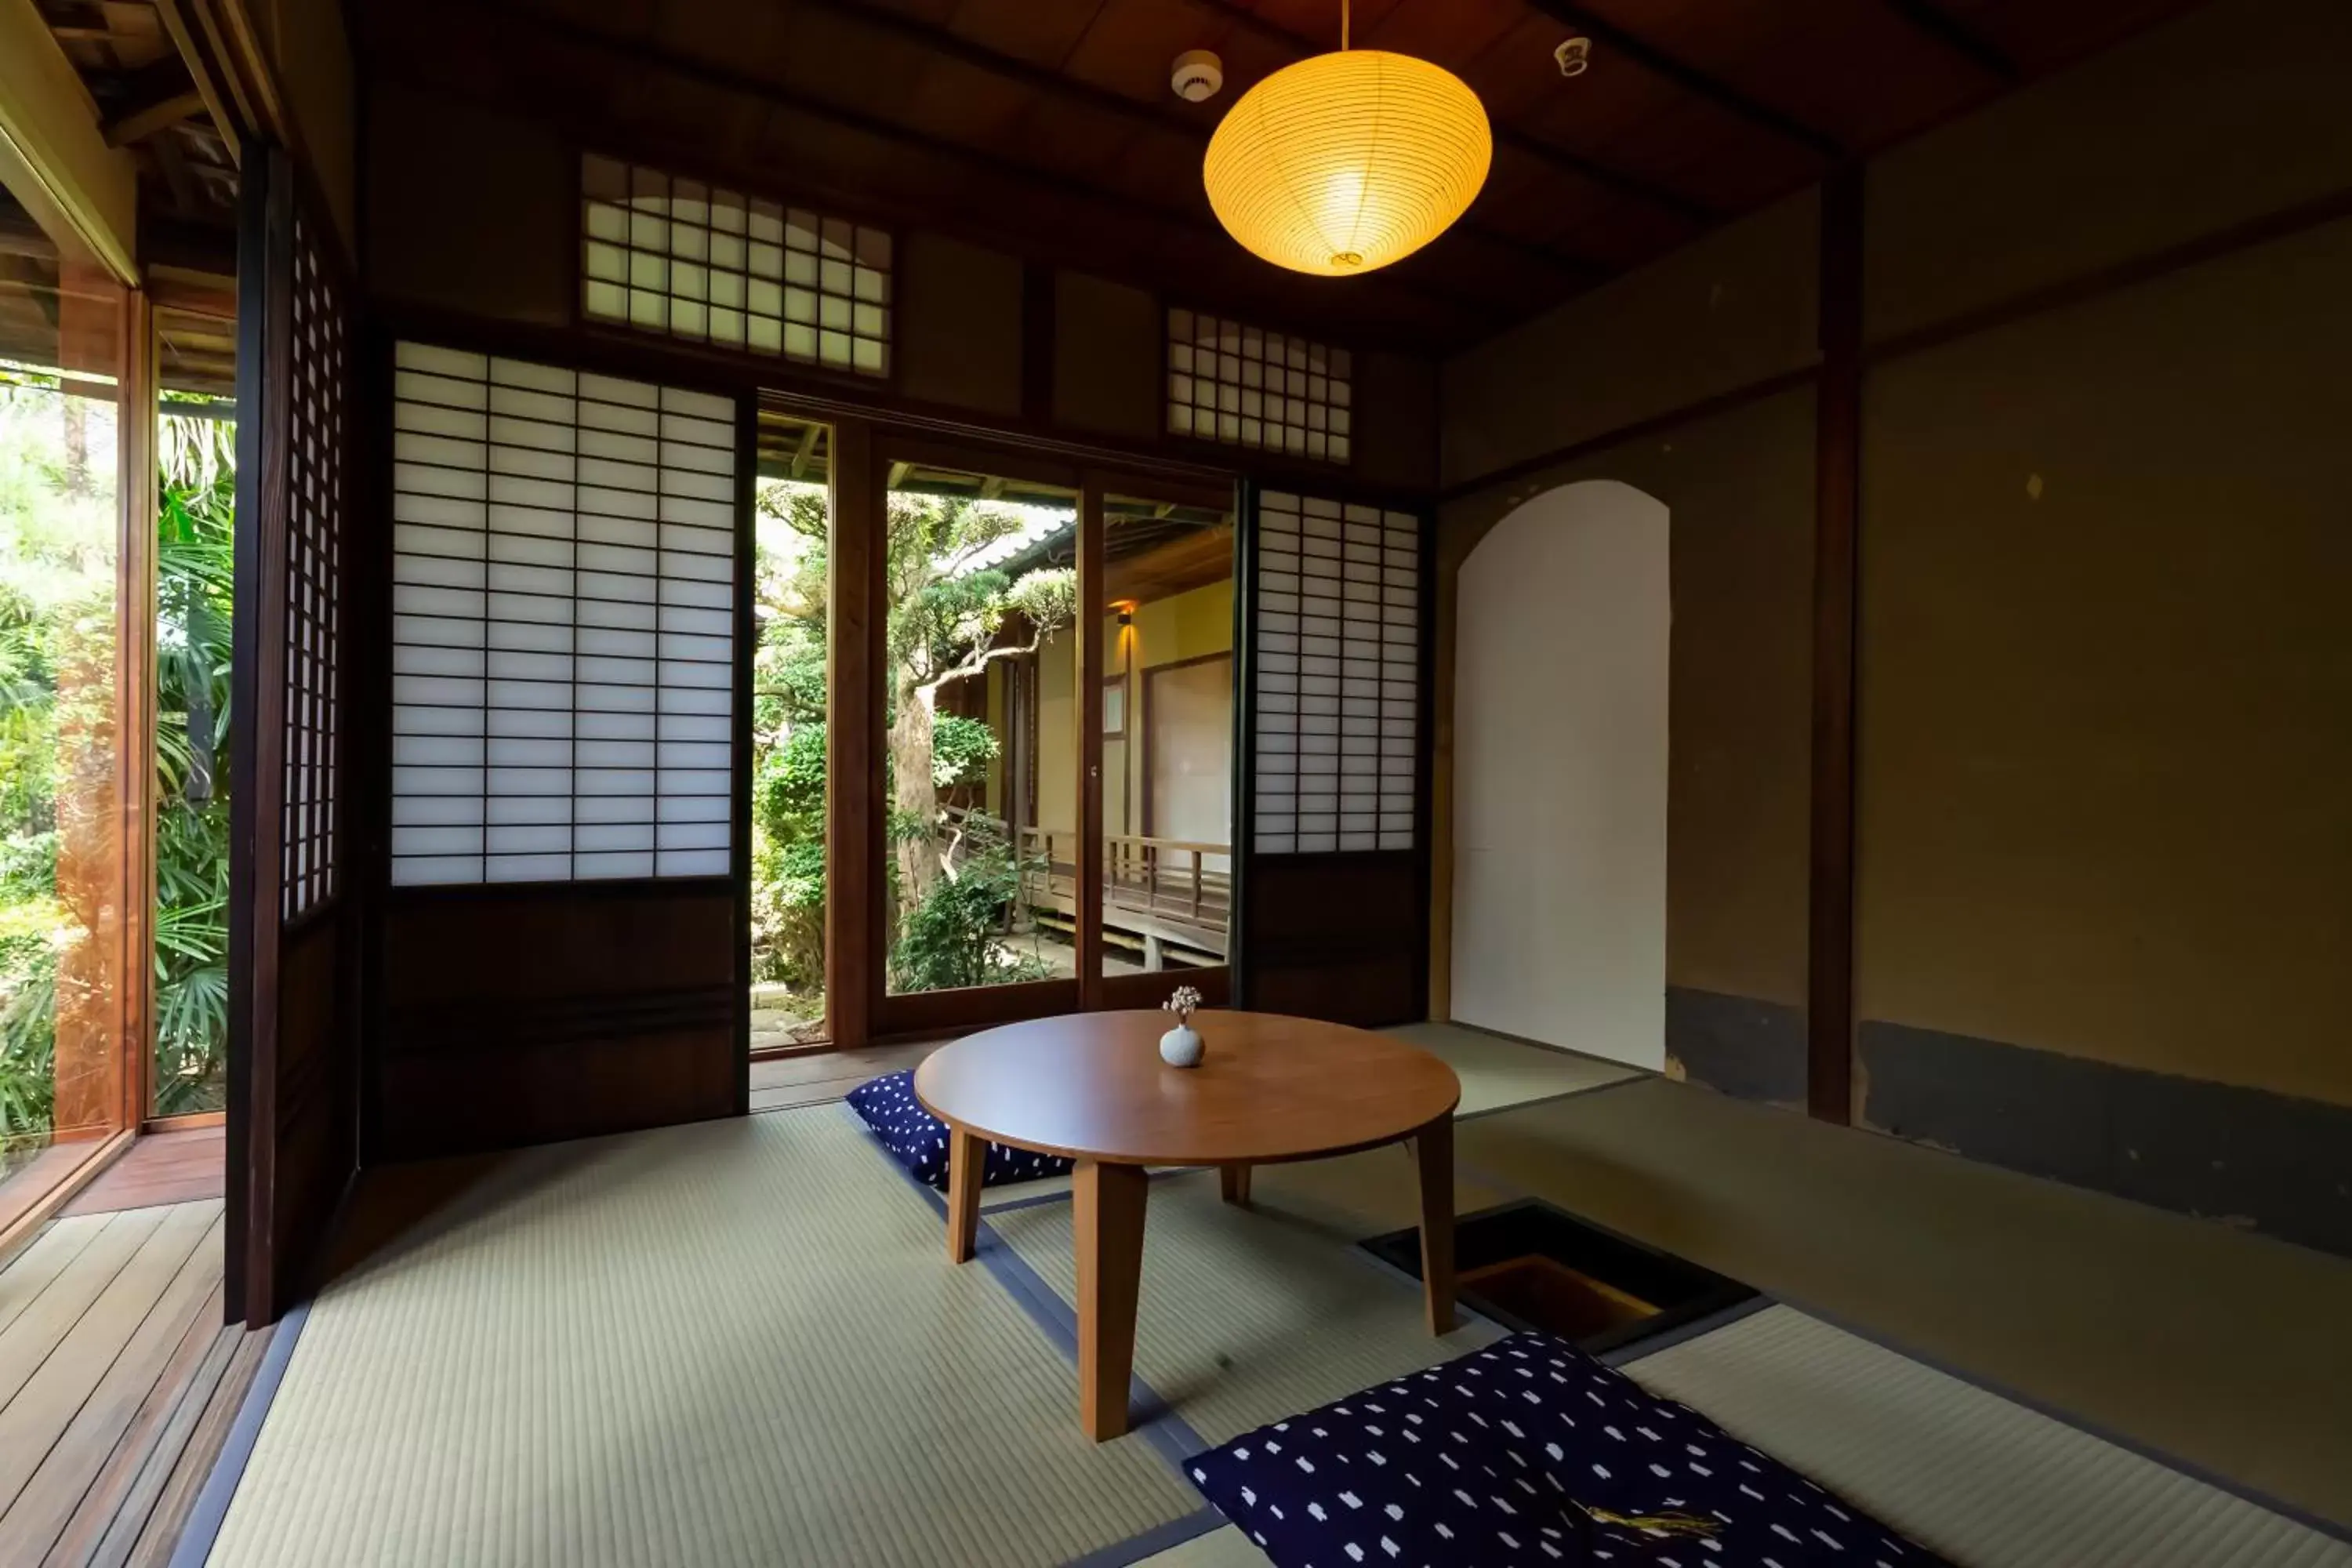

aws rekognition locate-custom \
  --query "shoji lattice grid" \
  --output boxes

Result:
[283,212,345,920]
[580,154,891,378]
[1253,493,1418,853]
[390,341,738,886]
[1168,309,1352,463]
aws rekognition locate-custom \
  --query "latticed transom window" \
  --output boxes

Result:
[580,154,891,379]
[1167,308,1352,463]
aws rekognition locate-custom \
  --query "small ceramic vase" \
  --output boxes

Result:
[1159,1022,1204,1068]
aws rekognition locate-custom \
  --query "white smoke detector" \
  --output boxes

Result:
[1172,49,1224,103]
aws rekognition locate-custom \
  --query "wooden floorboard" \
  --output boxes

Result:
[748,1039,942,1103]
[0,1212,169,1412]
[0,1197,263,1568]
[46,1283,227,1567]
[0,1204,219,1519]
[121,1320,271,1568]
[0,1147,107,1238]
[61,1132,224,1218]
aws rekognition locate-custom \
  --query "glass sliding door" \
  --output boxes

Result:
[876,450,1080,1025]
[1096,492,1237,1005]
[747,410,831,1048]
[0,236,142,1221]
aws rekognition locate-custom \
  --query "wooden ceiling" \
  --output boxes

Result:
[34,1,240,247]
[385,2,2214,350]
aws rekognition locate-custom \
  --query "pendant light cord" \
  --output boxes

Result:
[1341,0,1349,51]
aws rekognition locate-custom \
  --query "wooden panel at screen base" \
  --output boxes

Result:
[372,881,741,1160]
[267,917,346,1278]
[1239,851,1425,1028]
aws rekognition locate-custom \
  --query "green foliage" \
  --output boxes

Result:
[0,929,55,1148]
[0,381,106,1153]
[883,488,1075,691]
[746,476,1078,1004]
[887,816,1051,994]
[149,414,234,1115]
[747,482,833,999]
[929,713,998,789]
[750,720,827,989]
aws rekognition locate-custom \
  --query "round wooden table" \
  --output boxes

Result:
[913,1009,1461,1440]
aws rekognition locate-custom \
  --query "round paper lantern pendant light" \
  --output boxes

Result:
[1203,1,1492,277]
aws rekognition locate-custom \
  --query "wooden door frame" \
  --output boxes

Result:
[224,141,295,1323]
[826,423,1240,1044]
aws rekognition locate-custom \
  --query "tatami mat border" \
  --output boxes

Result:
[165,1302,310,1568]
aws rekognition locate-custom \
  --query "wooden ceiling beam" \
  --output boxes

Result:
[779,0,1606,285]
[149,0,242,165]
[1512,0,1845,160]
[1876,0,2018,83]
[1174,0,1720,226]
[0,1,140,283]
[441,1,1496,341]
[104,86,206,147]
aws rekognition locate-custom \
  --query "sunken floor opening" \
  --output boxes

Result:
[1366,1199,1758,1356]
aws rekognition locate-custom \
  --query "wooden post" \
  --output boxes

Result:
[1076,480,1106,1011]
[118,287,158,1130]
[227,145,293,1324]
[826,418,882,1049]
[1808,165,1864,1126]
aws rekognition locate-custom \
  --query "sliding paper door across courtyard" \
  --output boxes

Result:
[378,342,748,1161]
[390,343,737,884]
[1240,488,1430,1026]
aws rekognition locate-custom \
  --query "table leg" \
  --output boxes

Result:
[946,1127,984,1264]
[1074,1159,1148,1441]
[1413,1113,1456,1334]
[1219,1163,1252,1206]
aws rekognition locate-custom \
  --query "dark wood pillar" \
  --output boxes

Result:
[1807,165,1864,1125]
[1075,477,1106,1010]
[826,417,882,1050]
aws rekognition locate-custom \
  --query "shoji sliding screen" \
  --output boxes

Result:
[1239,487,1430,1026]
[390,343,737,885]
[229,147,361,1327]
[378,340,748,1161]
[1250,492,1419,854]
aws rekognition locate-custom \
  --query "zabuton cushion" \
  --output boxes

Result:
[1185,1330,1940,1566]
[846,1070,1074,1190]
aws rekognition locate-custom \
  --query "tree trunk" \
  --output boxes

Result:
[889,678,939,920]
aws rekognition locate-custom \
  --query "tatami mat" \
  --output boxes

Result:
[1384,1021,1642,1116]
[1236,1142,1515,1237]
[1132,1523,1269,1567]
[1622,1305,2352,1567]
[205,1108,1195,1568]
[989,1169,1502,1449]
[1455,1079,2352,1526]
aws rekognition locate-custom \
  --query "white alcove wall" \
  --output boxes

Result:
[1452,480,1669,1069]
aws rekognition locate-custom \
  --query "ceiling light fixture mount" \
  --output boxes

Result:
[1202,0,1493,278]
[1555,38,1592,78]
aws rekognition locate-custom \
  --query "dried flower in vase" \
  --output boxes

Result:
[1160,986,1206,1068]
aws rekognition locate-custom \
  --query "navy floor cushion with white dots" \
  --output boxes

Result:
[1185,1331,1942,1567]
[845,1070,1074,1191]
